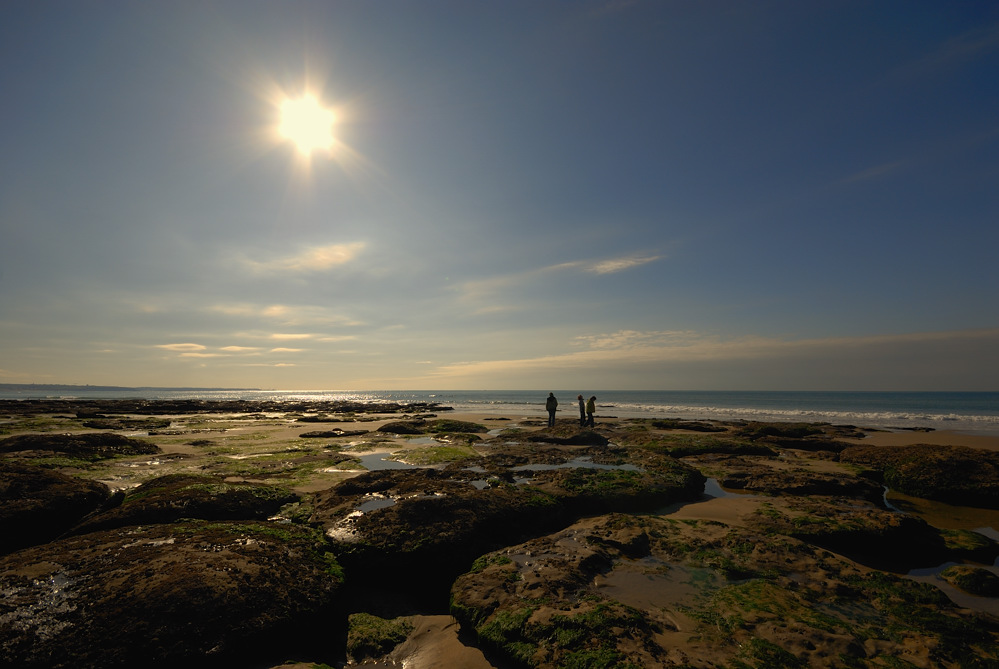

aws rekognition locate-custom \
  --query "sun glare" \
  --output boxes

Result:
[279,96,335,155]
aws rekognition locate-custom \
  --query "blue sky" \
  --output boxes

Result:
[2,1,997,391]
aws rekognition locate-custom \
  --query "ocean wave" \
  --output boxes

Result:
[605,402,999,430]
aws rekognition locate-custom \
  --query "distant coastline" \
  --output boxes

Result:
[0,384,261,392]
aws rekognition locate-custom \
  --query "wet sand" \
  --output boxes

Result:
[842,428,999,450]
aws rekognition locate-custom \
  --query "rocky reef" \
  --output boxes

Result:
[1,404,997,668]
[451,512,997,668]
[841,443,999,509]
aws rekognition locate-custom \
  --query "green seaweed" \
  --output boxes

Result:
[389,445,477,465]
[941,565,999,597]
[469,553,513,573]
[731,637,806,668]
[427,419,487,434]
[346,612,414,661]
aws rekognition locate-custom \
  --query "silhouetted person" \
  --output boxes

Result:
[585,395,596,427]
[545,392,558,427]
[577,394,586,427]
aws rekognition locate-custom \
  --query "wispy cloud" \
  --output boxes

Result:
[836,161,906,186]
[156,343,207,352]
[241,242,365,274]
[270,333,314,341]
[550,254,663,275]
[458,252,664,308]
[917,22,999,71]
[585,255,663,274]
[207,303,364,328]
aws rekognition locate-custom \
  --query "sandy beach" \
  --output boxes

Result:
[841,428,999,450]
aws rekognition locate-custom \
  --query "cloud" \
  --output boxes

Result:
[207,303,365,328]
[458,252,664,307]
[836,161,906,186]
[585,255,663,274]
[549,254,663,275]
[156,343,206,352]
[917,22,999,70]
[423,328,999,390]
[270,333,314,340]
[573,330,702,350]
[270,347,305,353]
[241,242,365,274]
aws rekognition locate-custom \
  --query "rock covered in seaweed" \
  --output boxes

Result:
[0,462,113,555]
[66,473,299,536]
[0,520,343,669]
[744,495,953,571]
[840,444,999,509]
[450,513,999,669]
[310,446,705,586]
[0,432,159,459]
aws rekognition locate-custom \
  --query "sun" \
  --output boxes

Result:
[279,96,335,155]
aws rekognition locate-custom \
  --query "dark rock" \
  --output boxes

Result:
[375,420,426,435]
[526,428,609,446]
[746,495,949,570]
[0,462,112,555]
[80,417,172,431]
[657,440,777,458]
[0,432,159,460]
[941,528,999,563]
[451,513,999,669]
[310,448,704,597]
[67,473,299,535]
[650,418,727,432]
[840,444,999,509]
[346,612,414,663]
[758,436,853,452]
[941,565,999,597]
[426,419,488,434]
[736,421,827,440]
[297,415,335,422]
[300,429,369,438]
[720,469,884,502]
[0,520,343,669]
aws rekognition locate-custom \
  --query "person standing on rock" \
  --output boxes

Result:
[577,394,586,427]
[585,395,596,428]
[546,392,558,427]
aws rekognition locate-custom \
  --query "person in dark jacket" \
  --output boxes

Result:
[585,395,596,427]
[545,392,558,427]
[577,394,586,427]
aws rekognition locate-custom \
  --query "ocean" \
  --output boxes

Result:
[3,387,998,435]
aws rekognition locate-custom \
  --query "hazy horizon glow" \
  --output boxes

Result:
[1,2,997,391]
